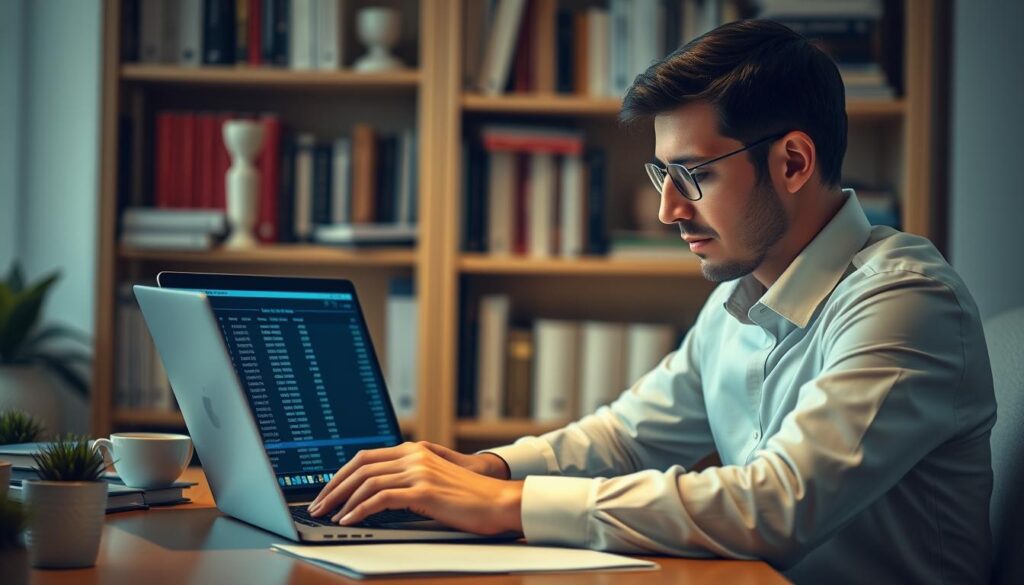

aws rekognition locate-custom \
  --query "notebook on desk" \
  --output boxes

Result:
[7,467,193,512]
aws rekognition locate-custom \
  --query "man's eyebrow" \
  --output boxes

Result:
[653,154,700,167]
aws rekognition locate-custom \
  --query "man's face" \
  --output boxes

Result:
[653,102,788,282]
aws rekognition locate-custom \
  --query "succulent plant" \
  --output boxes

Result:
[0,263,92,398]
[0,497,27,550]
[30,436,106,482]
[0,410,44,445]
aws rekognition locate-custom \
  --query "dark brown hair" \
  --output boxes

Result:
[620,19,847,187]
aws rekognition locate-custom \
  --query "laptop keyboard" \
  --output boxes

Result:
[290,505,430,528]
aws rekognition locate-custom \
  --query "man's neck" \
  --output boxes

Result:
[753,188,848,288]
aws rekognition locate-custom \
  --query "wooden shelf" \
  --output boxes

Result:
[121,65,422,90]
[462,93,905,119]
[456,419,566,441]
[459,253,703,277]
[119,244,417,268]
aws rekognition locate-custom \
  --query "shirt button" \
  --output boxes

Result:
[753,431,761,440]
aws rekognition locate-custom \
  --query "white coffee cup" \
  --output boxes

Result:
[92,433,193,490]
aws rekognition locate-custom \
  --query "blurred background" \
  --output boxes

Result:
[0,0,1021,449]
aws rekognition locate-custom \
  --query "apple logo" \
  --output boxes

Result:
[203,391,221,429]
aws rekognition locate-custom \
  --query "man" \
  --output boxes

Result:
[307,20,996,583]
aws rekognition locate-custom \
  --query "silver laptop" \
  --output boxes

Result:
[134,274,495,543]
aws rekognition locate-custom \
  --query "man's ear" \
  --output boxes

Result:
[774,131,816,195]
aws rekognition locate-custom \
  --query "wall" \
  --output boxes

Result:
[950,0,1024,320]
[0,0,24,272]
[5,0,103,336]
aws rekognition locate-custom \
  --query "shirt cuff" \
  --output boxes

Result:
[479,436,559,479]
[520,475,598,548]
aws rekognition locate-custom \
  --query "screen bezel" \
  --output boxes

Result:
[156,271,404,503]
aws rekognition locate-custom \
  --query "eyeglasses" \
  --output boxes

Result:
[644,133,787,201]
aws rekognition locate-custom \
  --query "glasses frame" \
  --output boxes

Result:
[645,132,788,201]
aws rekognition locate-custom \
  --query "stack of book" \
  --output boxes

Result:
[122,0,352,70]
[759,0,895,99]
[463,124,606,257]
[461,294,680,422]
[114,283,176,412]
[465,0,745,98]
[120,208,227,252]
[123,113,417,248]
[2,443,194,513]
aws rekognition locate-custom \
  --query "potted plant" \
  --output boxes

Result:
[0,409,44,445]
[0,497,29,585]
[22,435,107,569]
[0,263,92,436]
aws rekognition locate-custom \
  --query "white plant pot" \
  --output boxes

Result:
[0,364,89,438]
[23,481,107,569]
[0,546,29,585]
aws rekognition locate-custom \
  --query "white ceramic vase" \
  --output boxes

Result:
[353,8,405,72]
[222,120,265,249]
[0,364,89,439]
[23,481,107,568]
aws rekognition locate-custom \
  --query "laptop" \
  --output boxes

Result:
[134,272,497,543]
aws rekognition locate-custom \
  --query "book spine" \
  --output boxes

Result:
[396,130,415,224]
[386,277,418,419]
[289,0,314,69]
[278,140,296,242]
[512,153,529,256]
[235,0,249,64]
[527,153,555,258]
[262,0,290,66]
[375,135,396,223]
[578,321,626,417]
[559,153,584,257]
[351,124,378,224]
[315,0,343,69]
[203,0,237,65]
[587,8,609,96]
[476,295,510,420]
[585,148,608,254]
[154,112,173,208]
[504,327,534,418]
[532,319,579,422]
[486,150,514,254]
[312,143,333,225]
[248,0,262,65]
[555,9,574,94]
[625,323,676,384]
[180,113,198,207]
[477,0,528,95]
[178,0,204,66]
[121,0,141,62]
[196,114,216,208]
[293,133,315,240]
[140,0,165,63]
[532,0,557,93]
[331,137,352,224]
[609,0,630,96]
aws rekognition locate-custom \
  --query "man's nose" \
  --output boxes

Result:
[658,177,697,225]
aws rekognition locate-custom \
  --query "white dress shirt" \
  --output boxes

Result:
[486,191,996,584]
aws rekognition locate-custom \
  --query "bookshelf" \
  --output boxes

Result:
[93,0,942,451]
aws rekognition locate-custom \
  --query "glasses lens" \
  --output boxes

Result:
[645,163,667,195]
[667,165,701,201]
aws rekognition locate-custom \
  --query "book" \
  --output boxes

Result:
[477,0,528,95]
[315,0,344,69]
[532,0,558,94]
[312,143,334,225]
[486,150,515,255]
[331,137,352,224]
[527,152,556,257]
[202,0,236,65]
[559,153,585,257]
[293,133,316,240]
[247,0,262,65]
[578,321,626,417]
[625,323,676,384]
[586,8,609,97]
[121,231,215,251]
[139,0,166,63]
[532,319,579,422]
[122,208,227,233]
[585,149,608,254]
[178,0,203,66]
[311,223,416,247]
[351,124,378,224]
[386,277,417,419]
[289,0,315,69]
[504,327,534,418]
[476,295,511,420]
[262,0,290,66]
[7,466,193,513]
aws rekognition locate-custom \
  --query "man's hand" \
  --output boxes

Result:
[306,441,521,536]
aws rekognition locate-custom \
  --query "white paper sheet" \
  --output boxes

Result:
[271,542,658,579]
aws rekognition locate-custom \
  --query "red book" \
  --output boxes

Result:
[195,114,216,208]
[155,113,174,208]
[213,114,232,210]
[512,0,534,92]
[257,115,281,242]
[482,133,583,155]
[168,113,184,207]
[513,152,529,256]
[179,114,197,208]
[248,0,262,65]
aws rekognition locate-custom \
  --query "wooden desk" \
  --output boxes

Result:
[30,468,789,584]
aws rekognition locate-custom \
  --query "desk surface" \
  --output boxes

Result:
[29,468,789,584]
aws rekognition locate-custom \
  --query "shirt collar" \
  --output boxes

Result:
[724,189,872,329]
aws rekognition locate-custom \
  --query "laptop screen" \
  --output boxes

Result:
[164,281,401,495]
